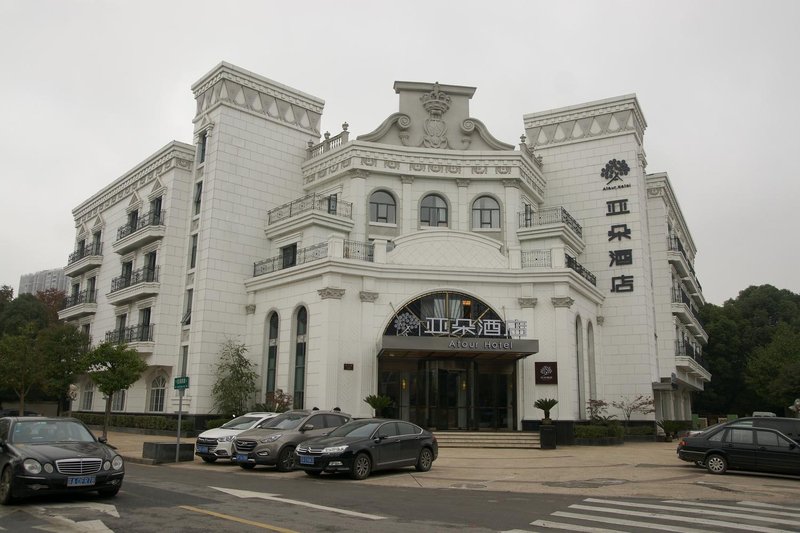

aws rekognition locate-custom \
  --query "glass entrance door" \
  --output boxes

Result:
[431,367,469,430]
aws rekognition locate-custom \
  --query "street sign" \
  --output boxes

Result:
[174,376,189,390]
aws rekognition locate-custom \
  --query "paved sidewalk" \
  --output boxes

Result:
[103,431,800,504]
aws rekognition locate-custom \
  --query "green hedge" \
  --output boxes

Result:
[72,413,192,433]
[575,424,624,438]
[205,418,229,430]
[624,425,655,436]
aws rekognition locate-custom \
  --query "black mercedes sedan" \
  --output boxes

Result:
[294,418,437,480]
[677,423,800,476]
[0,417,124,504]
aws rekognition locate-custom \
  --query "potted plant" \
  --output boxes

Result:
[534,398,558,449]
[363,394,393,417]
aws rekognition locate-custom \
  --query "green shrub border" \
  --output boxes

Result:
[574,424,624,438]
[72,412,193,433]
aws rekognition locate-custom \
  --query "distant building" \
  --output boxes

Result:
[59,62,708,428]
[18,268,67,295]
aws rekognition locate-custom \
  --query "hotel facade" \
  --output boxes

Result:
[59,62,709,429]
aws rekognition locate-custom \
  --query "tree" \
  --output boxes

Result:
[212,339,258,417]
[745,324,800,411]
[0,324,47,413]
[0,293,49,336]
[35,288,66,325]
[37,324,91,415]
[85,342,148,439]
[611,395,655,428]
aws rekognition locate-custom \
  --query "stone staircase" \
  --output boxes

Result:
[433,431,540,449]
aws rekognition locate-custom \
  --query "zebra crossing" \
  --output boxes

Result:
[504,498,800,532]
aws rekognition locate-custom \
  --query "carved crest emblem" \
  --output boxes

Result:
[420,82,451,149]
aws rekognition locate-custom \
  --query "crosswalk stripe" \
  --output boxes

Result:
[740,501,800,512]
[551,511,718,533]
[569,504,794,533]
[530,519,624,532]
[663,500,800,518]
[583,499,799,526]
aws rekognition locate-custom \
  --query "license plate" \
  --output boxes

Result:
[197,445,208,453]
[236,454,248,462]
[299,455,315,465]
[67,476,96,487]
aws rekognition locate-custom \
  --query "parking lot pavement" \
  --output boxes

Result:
[105,431,800,504]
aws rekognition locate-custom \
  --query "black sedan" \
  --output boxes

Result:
[294,418,437,480]
[677,424,800,476]
[0,417,124,504]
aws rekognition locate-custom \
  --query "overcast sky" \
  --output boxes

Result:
[1,0,798,305]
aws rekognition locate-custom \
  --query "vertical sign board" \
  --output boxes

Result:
[173,376,189,462]
[535,362,558,385]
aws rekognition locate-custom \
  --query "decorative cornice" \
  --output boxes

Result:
[359,291,379,302]
[551,296,575,308]
[245,304,256,315]
[318,287,346,300]
[518,297,538,308]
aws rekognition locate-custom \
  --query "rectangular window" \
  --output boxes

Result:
[281,244,297,269]
[81,384,94,411]
[180,346,189,377]
[194,181,203,216]
[267,344,277,394]
[128,210,139,232]
[190,234,198,269]
[138,308,152,341]
[182,289,193,325]
[111,390,125,412]
[198,131,207,164]
[293,343,306,409]
[327,194,338,215]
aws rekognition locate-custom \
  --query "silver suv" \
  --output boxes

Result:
[232,410,350,471]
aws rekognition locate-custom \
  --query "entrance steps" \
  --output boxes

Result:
[434,431,540,449]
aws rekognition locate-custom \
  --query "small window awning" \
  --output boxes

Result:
[378,336,539,361]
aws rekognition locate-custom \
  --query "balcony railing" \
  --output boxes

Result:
[521,249,552,268]
[105,324,154,344]
[110,266,159,293]
[68,242,102,265]
[268,194,352,225]
[116,210,165,241]
[565,254,596,286]
[518,207,582,237]
[668,235,702,292]
[254,243,328,276]
[671,287,702,324]
[306,125,349,159]
[675,339,708,370]
[62,289,97,309]
[344,240,374,262]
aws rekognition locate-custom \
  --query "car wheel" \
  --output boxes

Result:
[201,456,217,463]
[276,446,295,472]
[305,470,322,477]
[239,463,256,470]
[0,467,14,505]
[415,448,434,472]
[705,453,728,474]
[350,452,371,480]
[97,485,120,498]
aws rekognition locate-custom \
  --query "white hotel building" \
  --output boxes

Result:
[59,62,709,430]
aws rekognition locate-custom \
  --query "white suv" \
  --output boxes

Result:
[195,412,277,462]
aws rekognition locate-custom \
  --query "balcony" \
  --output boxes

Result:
[668,236,703,301]
[58,289,98,321]
[675,340,711,380]
[671,288,708,343]
[112,210,166,255]
[306,126,349,160]
[107,266,160,306]
[65,242,103,277]
[517,207,584,254]
[565,254,597,286]
[105,324,154,354]
[265,194,354,240]
[254,243,328,276]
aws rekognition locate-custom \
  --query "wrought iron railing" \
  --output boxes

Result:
[671,287,703,324]
[62,289,97,309]
[268,194,352,225]
[675,339,708,370]
[253,243,328,276]
[110,266,159,293]
[518,207,582,237]
[344,240,374,262]
[116,210,165,241]
[105,324,154,344]
[521,249,552,268]
[668,235,702,292]
[68,242,102,265]
[565,254,596,286]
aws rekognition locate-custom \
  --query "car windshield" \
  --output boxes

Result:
[11,420,95,444]
[261,412,307,430]
[328,420,382,438]
[221,416,264,430]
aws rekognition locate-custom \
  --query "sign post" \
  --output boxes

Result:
[173,376,189,462]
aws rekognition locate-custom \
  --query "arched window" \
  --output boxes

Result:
[148,375,167,412]
[587,322,596,402]
[420,194,448,227]
[575,317,585,419]
[369,190,396,224]
[266,313,279,394]
[471,196,500,229]
[293,307,308,409]
[81,382,94,411]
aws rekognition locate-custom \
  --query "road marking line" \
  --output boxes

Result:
[552,511,713,533]
[663,500,800,518]
[179,505,299,533]
[740,501,800,512]
[530,518,624,532]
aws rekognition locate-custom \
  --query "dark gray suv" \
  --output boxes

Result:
[232,410,350,471]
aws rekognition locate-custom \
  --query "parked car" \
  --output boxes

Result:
[677,424,800,475]
[294,418,438,480]
[195,412,277,463]
[0,410,41,417]
[727,416,800,443]
[0,416,124,504]
[232,410,350,471]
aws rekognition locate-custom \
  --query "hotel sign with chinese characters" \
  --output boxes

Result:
[602,158,635,294]
[392,312,528,339]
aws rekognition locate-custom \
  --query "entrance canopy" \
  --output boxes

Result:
[379,335,539,361]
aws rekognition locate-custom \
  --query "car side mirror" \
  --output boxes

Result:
[301,424,314,432]
[98,436,108,444]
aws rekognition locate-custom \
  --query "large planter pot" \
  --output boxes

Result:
[540,423,557,449]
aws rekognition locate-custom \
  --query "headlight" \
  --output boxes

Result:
[112,456,124,470]
[43,463,54,474]
[218,435,234,442]
[103,461,111,471]
[260,434,282,443]
[23,459,42,474]
[322,445,348,454]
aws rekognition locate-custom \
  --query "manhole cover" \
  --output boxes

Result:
[544,478,629,488]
